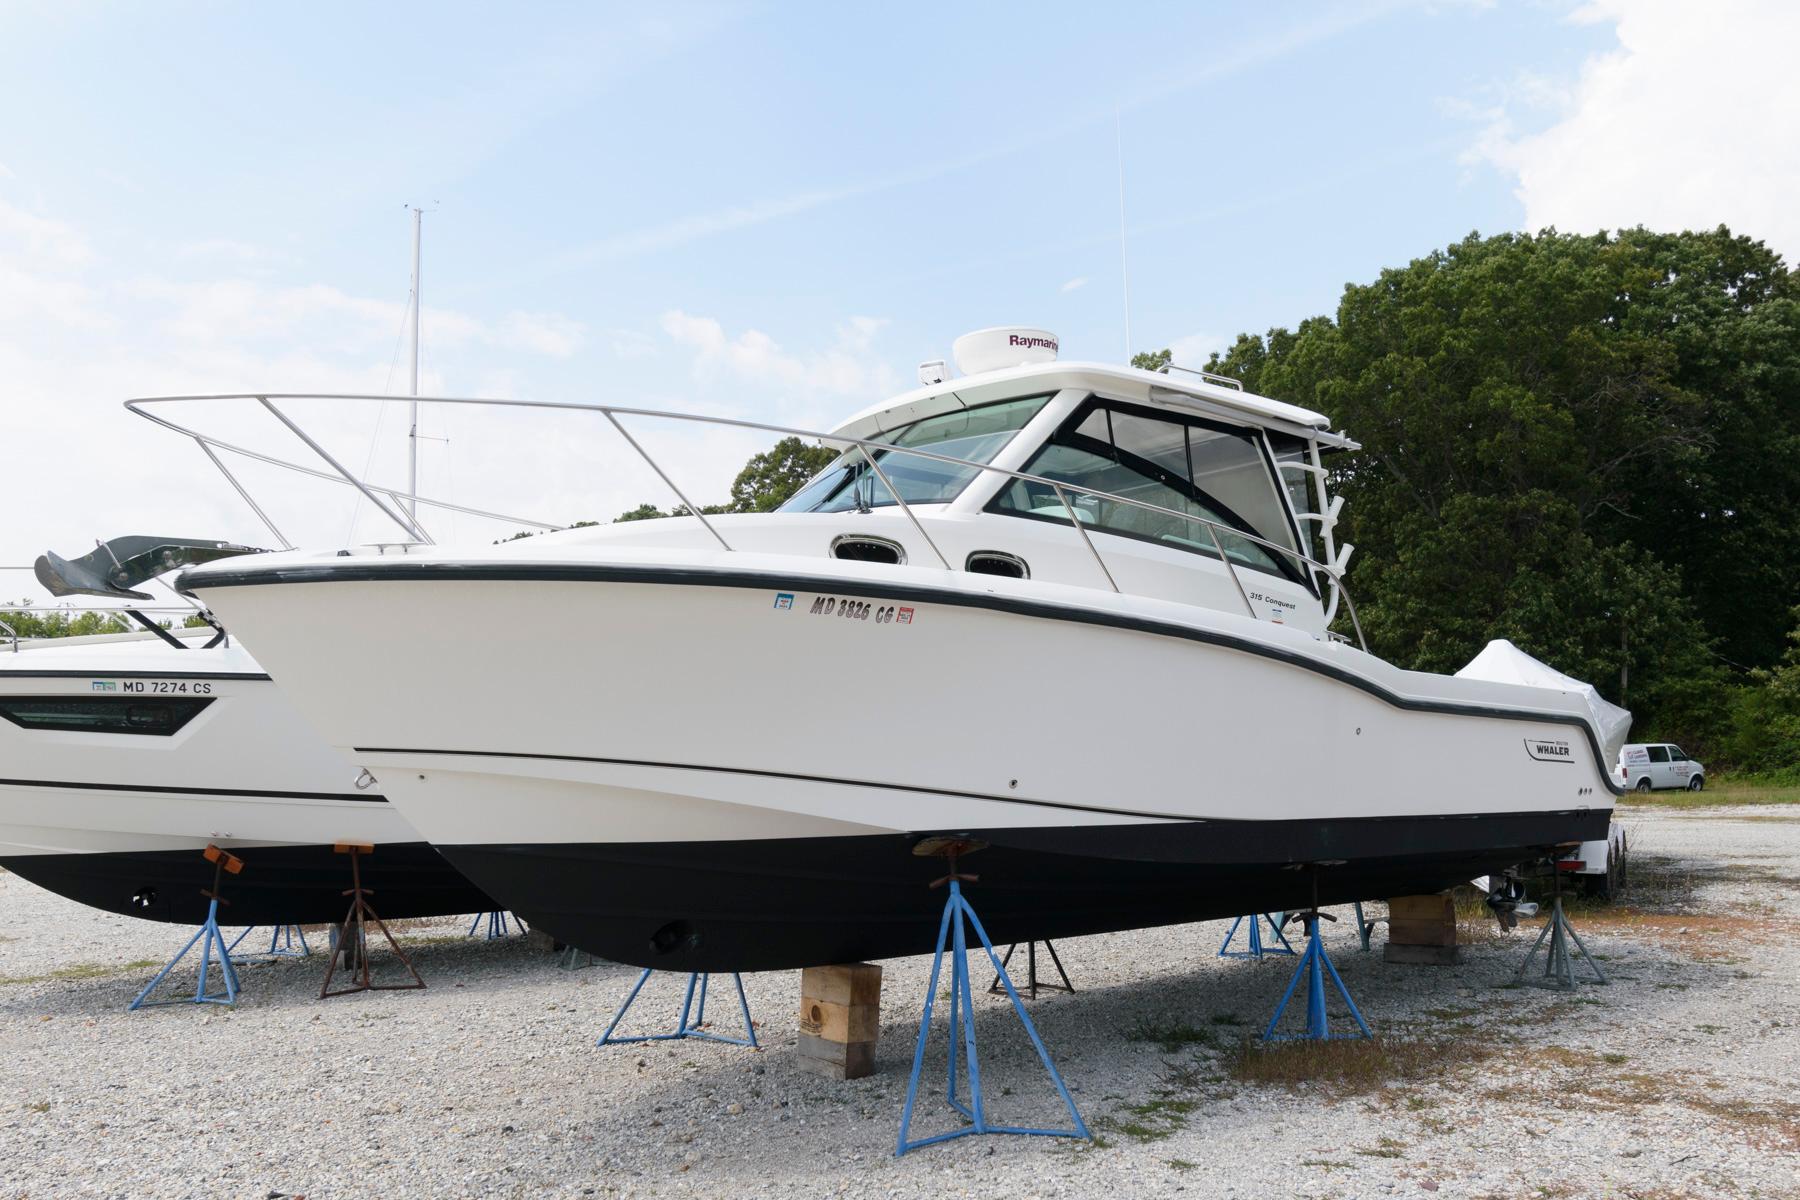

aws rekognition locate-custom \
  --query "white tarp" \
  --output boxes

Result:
[1455,639,1634,765]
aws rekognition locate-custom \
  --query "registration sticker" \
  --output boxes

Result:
[897,607,914,625]
[773,592,795,610]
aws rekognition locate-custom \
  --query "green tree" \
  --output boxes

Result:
[0,603,133,639]
[1723,607,1800,776]
[726,437,838,513]
[1130,348,1172,372]
[1201,228,1799,743]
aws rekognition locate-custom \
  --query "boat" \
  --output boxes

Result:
[166,328,1626,970]
[0,536,497,925]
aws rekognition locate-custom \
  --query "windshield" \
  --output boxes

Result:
[780,394,1051,514]
[990,398,1308,587]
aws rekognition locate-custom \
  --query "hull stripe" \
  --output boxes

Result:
[0,776,386,803]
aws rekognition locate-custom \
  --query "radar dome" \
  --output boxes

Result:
[951,327,1058,376]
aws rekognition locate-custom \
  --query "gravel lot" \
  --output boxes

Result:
[3,808,1797,1199]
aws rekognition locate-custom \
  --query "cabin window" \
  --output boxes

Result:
[831,535,905,565]
[0,695,213,737]
[779,395,1052,515]
[966,550,1029,579]
[989,398,1306,586]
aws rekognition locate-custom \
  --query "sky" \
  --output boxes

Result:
[2,0,1797,597]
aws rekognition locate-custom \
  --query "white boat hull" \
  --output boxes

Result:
[188,551,1617,968]
[0,634,492,923]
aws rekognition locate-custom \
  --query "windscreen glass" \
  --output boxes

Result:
[779,395,1051,514]
[989,399,1305,585]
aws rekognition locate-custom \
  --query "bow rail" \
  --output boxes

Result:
[123,392,1366,650]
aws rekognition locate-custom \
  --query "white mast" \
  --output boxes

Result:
[406,206,422,522]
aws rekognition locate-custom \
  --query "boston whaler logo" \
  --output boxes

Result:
[1524,738,1573,763]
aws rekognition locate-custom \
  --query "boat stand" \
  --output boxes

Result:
[1515,868,1607,990]
[228,924,311,959]
[319,843,426,999]
[1219,913,1296,959]
[559,944,601,971]
[1353,901,1384,952]
[897,837,1089,1156]
[987,940,1074,999]
[596,970,758,1047]
[1261,871,1371,1042]
[466,910,521,940]
[131,846,245,1011]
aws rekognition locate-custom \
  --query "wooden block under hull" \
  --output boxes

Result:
[797,962,881,1080]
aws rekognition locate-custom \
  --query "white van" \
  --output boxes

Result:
[1617,743,1705,793]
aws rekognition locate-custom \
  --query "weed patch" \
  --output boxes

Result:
[1230,1034,1496,1096]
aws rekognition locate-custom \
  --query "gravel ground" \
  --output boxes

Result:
[3,808,1797,1199]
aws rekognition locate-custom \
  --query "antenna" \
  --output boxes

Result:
[1115,108,1132,362]
[406,205,423,521]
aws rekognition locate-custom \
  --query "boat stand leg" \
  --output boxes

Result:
[227,924,311,960]
[466,911,518,940]
[895,840,1089,1156]
[596,970,758,1048]
[987,940,1075,998]
[1220,912,1295,959]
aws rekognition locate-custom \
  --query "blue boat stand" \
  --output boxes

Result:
[1219,912,1296,959]
[596,970,758,1048]
[896,839,1089,1156]
[227,924,311,959]
[466,911,522,940]
[130,846,247,1011]
[1261,908,1372,1042]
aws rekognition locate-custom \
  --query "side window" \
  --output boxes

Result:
[0,696,213,736]
[1646,745,1670,763]
[991,399,1300,583]
[1666,746,1686,762]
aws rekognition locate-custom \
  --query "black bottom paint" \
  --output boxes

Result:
[436,808,1611,972]
[0,842,495,926]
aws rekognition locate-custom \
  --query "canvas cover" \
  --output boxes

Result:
[1455,639,1633,766]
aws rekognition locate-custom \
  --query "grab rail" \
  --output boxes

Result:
[1,617,15,654]
[1157,363,1245,392]
[123,392,1366,651]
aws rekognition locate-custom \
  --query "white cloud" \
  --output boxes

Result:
[1469,1,1800,258]
[659,310,897,398]
[497,311,584,358]
[1060,277,1089,294]
[1169,332,1226,368]
[0,196,92,267]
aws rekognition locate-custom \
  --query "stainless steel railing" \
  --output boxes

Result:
[124,392,1367,650]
